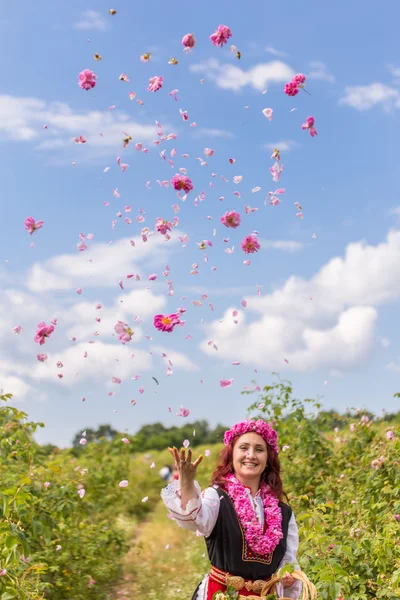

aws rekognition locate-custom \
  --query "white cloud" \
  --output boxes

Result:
[339,83,400,111]
[199,230,400,371]
[307,60,335,83]
[0,95,163,159]
[193,128,235,139]
[74,10,108,32]
[0,372,33,401]
[264,140,299,152]
[151,346,200,372]
[63,289,166,340]
[385,359,400,372]
[390,206,400,216]
[265,46,288,58]
[387,64,400,82]
[26,234,180,292]
[190,59,294,91]
[261,240,304,252]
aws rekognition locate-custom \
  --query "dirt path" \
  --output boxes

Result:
[111,500,210,600]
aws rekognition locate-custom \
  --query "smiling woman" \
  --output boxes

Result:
[161,419,316,600]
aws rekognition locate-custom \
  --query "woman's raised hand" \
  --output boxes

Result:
[168,446,203,485]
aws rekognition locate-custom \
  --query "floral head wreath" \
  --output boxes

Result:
[223,419,279,453]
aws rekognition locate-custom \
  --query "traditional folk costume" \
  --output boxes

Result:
[161,420,302,600]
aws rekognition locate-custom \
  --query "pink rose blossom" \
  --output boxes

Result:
[293,73,306,85]
[24,216,44,235]
[210,24,232,47]
[34,322,54,345]
[220,379,234,388]
[13,325,23,334]
[155,218,172,235]
[182,33,196,50]
[153,313,181,333]
[176,405,190,417]
[220,210,241,229]
[171,174,193,194]
[386,430,395,440]
[37,353,48,362]
[284,81,299,96]
[147,76,163,92]
[302,116,318,137]
[114,321,133,344]
[78,69,97,90]
[241,234,260,254]
[204,148,215,157]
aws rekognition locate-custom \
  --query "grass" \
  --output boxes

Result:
[112,500,210,599]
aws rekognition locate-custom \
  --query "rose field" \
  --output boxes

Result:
[0,381,399,600]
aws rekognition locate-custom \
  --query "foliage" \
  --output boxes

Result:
[246,378,400,600]
[71,419,229,454]
[0,394,162,600]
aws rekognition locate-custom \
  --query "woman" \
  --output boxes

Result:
[161,419,302,599]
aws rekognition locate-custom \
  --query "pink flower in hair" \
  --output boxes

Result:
[302,116,318,137]
[210,24,232,47]
[171,174,193,194]
[220,210,241,229]
[241,234,260,254]
[147,76,163,92]
[78,69,97,90]
[182,33,196,50]
[224,419,279,452]
[25,216,44,235]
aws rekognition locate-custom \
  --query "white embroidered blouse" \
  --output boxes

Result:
[161,479,302,600]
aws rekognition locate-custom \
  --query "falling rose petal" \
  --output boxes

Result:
[76,288,83,295]
[121,438,129,443]
[252,187,261,193]
[142,496,149,502]
[262,108,273,121]
[119,480,129,488]
[220,379,234,388]
[78,489,85,498]
[150,462,155,469]
[232,361,241,366]
[183,439,190,448]
[112,377,121,384]
[138,387,144,394]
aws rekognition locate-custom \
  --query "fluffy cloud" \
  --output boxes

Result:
[0,95,163,159]
[307,61,335,83]
[26,234,179,292]
[264,140,299,152]
[261,240,304,252]
[339,83,400,111]
[190,59,294,91]
[74,10,109,31]
[151,346,200,372]
[193,128,235,139]
[199,231,400,371]
[265,46,288,58]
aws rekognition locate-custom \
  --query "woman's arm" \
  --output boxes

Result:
[161,480,220,537]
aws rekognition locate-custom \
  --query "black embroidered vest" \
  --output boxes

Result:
[207,487,292,578]
[191,487,292,599]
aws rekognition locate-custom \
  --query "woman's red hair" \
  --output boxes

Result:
[211,436,289,502]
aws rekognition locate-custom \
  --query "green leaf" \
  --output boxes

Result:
[2,592,16,600]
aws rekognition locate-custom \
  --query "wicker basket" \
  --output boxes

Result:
[260,568,318,599]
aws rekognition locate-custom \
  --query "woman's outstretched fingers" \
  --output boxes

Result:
[193,454,203,468]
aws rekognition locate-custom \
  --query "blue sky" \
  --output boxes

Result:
[1,0,400,446]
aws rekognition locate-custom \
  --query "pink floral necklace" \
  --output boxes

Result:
[224,473,283,556]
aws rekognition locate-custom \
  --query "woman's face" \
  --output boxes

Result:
[232,432,268,484]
